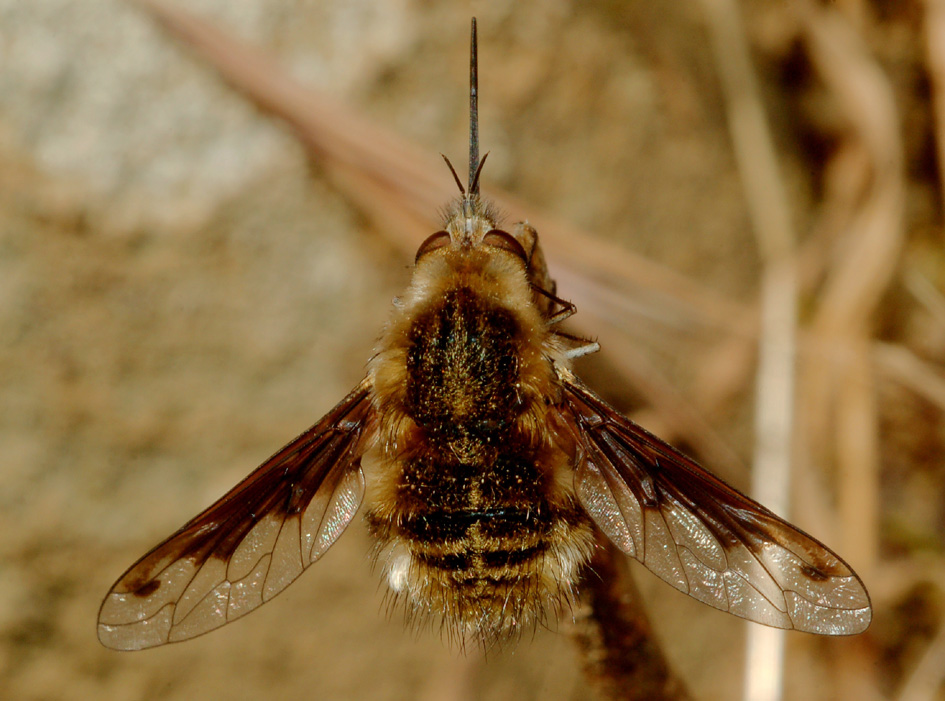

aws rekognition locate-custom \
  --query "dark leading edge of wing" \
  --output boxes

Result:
[98,379,376,650]
[558,372,872,635]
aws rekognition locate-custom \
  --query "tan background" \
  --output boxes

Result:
[0,1,940,699]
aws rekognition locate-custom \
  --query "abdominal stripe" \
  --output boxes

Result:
[416,544,549,573]
[398,507,551,543]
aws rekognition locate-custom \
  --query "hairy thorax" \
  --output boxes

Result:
[364,247,595,642]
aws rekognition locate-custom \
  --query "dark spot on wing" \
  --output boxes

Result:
[133,579,161,598]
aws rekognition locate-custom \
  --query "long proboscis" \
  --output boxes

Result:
[468,17,480,196]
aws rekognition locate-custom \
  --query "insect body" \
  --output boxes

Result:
[97,19,871,652]
[364,199,598,642]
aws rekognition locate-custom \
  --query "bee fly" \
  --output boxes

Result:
[98,18,871,651]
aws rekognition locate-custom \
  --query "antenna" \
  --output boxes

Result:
[468,18,480,196]
[441,154,465,195]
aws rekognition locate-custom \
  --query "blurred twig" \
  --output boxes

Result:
[894,585,945,701]
[794,1,905,699]
[904,269,945,327]
[874,342,945,410]
[924,0,945,237]
[698,0,797,699]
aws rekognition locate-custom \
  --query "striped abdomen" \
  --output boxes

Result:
[366,286,595,641]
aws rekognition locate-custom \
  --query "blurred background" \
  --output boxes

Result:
[0,0,941,699]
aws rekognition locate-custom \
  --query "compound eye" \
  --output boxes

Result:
[482,229,528,263]
[415,231,451,262]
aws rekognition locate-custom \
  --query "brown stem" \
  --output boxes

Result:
[569,531,692,701]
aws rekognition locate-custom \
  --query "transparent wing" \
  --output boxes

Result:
[98,378,376,650]
[558,374,871,635]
